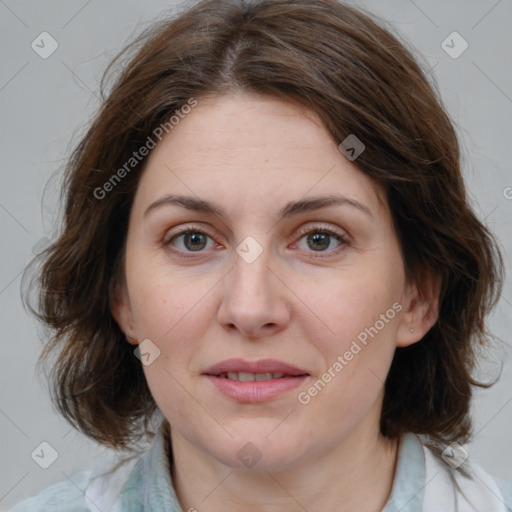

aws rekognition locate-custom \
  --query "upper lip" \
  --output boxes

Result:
[203,358,309,376]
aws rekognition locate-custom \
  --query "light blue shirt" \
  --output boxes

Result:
[8,418,512,511]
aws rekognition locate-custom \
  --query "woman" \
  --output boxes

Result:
[13,0,511,510]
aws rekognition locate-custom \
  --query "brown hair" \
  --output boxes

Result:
[23,0,504,452]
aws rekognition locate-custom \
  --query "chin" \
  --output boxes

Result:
[200,429,306,472]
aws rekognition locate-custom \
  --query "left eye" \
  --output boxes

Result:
[293,227,347,255]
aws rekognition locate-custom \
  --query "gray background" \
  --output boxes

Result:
[1,0,511,509]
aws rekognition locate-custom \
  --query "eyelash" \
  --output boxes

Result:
[163,224,349,259]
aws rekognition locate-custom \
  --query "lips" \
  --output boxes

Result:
[203,359,310,402]
[203,359,309,378]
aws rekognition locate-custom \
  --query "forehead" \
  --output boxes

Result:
[133,92,389,221]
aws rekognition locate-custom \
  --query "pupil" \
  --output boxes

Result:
[185,233,206,251]
[308,233,329,251]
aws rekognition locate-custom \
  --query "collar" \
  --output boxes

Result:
[90,419,507,511]
[381,432,426,512]
[141,417,183,511]
[136,421,427,512]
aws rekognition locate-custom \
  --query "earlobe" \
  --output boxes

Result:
[396,270,441,348]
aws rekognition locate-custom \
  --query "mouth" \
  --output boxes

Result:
[202,359,310,402]
[212,371,303,381]
[203,358,309,377]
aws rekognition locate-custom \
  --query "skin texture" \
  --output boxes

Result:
[111,91,440,512]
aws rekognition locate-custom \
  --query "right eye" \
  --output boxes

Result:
[163,226,218,256]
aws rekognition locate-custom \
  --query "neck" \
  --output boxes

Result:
[169,426,399,512]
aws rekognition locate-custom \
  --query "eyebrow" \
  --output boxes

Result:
[143,193,373,220]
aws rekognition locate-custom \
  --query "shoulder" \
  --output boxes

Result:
[460,462,512,512]
[7,470,93,512]
[493,474,512,511]
[7,455,142,512]
[421,439,512,512]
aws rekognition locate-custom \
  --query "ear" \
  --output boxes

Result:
[396,268,442,348]
[109,277,138,346]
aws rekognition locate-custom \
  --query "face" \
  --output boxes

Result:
[112,91,426,471]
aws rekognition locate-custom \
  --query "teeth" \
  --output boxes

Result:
[255,372,273,381]
[221,372,287,381]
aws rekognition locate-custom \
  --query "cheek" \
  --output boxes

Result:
[142,362,206,441]
[295,268,401,356]
[129,269,216,383]
[292,270,401,418]
[129,266,199,338]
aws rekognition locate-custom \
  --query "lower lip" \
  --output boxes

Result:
[205,375,308,402]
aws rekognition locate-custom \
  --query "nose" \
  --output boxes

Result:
[216,246,291,340]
